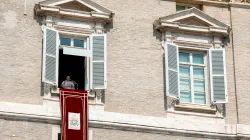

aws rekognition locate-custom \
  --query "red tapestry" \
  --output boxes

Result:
[60,88,88,140]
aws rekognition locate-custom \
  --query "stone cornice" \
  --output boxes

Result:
[40,0,112,14]
[155,21,228,36]
[35,4,113,23]
[165,0,250,8]
[0,101,250,139]
[154,8,229,37]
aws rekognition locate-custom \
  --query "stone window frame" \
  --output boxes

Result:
[165,35,225,115]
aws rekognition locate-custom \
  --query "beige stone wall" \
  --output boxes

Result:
[0,0,44,104]
[91,0,176,117]
[0,0,247,127]
[91,128,220,140]
[231,7,250,125]
[0,119,52,140]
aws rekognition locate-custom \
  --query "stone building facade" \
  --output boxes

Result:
[0,0,250,139]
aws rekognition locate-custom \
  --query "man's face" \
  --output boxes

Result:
[66,76,70,80]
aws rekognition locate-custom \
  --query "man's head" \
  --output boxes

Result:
[66,76,70,81]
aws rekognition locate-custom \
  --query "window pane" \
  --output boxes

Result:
[179,52,189,63]
[176,5,185,12]
[74,39,84,48]
[180,78,191,91]
[193,54,204,64]
[60,37,71,46]
[180,92,191,103]
[193,67,204,79]
[180,66,190,78]
[194,80,205,92]
[194,93,206,104]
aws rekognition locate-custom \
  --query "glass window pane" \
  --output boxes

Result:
[176,5,185,12]
[74,39,84,48]
[194,93,206,104]
[193,67,204,79]
[180,66,190,78]
[60,37,71,46]
[194,80,205,92]
[193,54,204,64]
[180,78,191,91]
[180,92,191,103]
[179,52,189,63]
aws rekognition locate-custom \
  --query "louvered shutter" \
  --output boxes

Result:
[42,27,59,85]
[209,48,227,103]
[90,34,107,89]
[165,42,180,98]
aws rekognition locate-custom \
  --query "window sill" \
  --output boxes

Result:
[50,88,95,98]
[174,103,216,114]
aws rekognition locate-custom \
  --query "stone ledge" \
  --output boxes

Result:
[0,101,249,139]
[175,104,217,114]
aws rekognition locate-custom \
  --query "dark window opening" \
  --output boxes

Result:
[59,50,85,90]
[58,133,61,140]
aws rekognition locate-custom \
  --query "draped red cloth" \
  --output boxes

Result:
[60,88,88,140]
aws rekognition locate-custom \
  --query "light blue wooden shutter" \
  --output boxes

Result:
[90,34,107,89]
[209,48,227,103]
[165,42,180,98]
[42,27,59,85]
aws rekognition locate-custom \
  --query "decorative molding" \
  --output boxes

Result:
[213,36,223,48]
[90,89,104,104]
[40,0,112,14]
[34,0,114,23]
[54,25,95,35]
[173,40,212,50]
[165,31,174,42]
[0,101,250,139]
[154,8,229,37]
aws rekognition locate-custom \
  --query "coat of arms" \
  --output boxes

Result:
[68,112,80,130]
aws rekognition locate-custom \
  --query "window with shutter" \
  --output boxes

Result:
[164,43,227,105]
[42,28,108,90]
[42,27,59,85]
[209,48,227,104]
[165,43,180,98]
[90,34,107,89]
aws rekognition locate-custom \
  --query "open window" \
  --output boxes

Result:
[42,27,107,90]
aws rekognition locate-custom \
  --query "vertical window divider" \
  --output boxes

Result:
[190,53,194,103]
[71,38,73,46]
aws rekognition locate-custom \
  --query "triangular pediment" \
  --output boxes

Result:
[154,8,229,36]
[175,16,212,27]
[39,0,112,14]
[57,1,94,12]
[35,0,113,22]
[159,8,229,28]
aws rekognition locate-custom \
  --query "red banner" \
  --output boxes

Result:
[60,88,88,140]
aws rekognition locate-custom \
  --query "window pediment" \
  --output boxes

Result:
[35,0,113,22]
[154,8,229,36]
